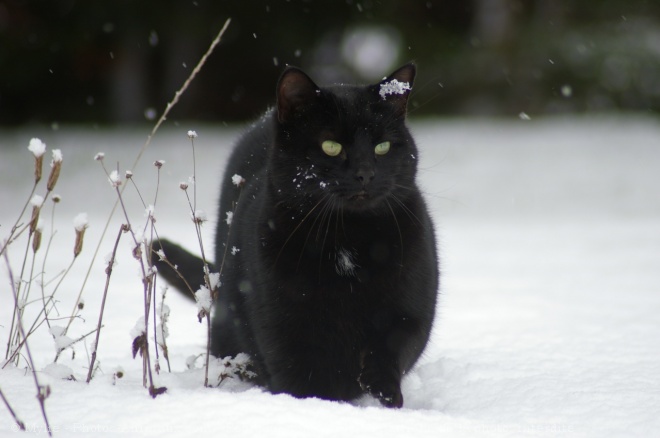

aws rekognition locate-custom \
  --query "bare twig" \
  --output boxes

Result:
[3,250,52,437]
[0,386,26,432]
[0,182,38,258]
[86,223,127,383]
[67,18,232,340]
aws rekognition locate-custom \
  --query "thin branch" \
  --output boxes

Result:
[3,250,52,437]
[86,224,126,383]
[0,386,26,432]
[69,18,232,339]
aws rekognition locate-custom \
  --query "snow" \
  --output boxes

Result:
[335,247,358,277]
[73,213,88,232]
[207,272,221,291]
[194,286,212,314]
[1,116,659,437]
[28,138,46,158]
[379,78,411,100]
[51,149,63,164]
[129,317,146,339]
[191,209,207,224]
[232,173,245,187]
[30,194,44,207]
[108,170,121,187]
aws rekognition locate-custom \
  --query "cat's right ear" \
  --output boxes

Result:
[276,67,320,124]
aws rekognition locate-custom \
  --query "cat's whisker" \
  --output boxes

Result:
[389,194,424,228]
[275,194,330,266]
[385,199,405,270]
[318,197,336,276]
[297,194,333,272]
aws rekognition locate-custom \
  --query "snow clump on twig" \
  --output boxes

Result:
[28,138,47,157]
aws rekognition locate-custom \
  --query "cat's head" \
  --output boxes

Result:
[271,63,419,213]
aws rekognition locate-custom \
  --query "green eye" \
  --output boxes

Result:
[322,140,343,157]
[375,141,391,155]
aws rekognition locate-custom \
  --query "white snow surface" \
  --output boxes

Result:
[1,116,659,437]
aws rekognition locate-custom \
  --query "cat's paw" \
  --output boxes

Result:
[358,368,404,408]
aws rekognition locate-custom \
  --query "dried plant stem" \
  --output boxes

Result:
[184,136,215,387]
[39,199,61,332]
[3,251,52,437]
[204,315,212,386]
[154,285,171,373]
[132,18,231,171]
[0,386,25,432]
[86,224,126,383]
[71,19,232,335]
[152,253,197,298]
[4,232,34,364]
[0,182,38,258]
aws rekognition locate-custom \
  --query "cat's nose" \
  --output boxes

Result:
[356,168,375,186]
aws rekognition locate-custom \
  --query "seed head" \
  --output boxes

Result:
[29,195,44,234]
[73,213,89,257]
[47,149,63,191]
[28,139,46,183]
[108,170,121,188]
[32,228,42,253]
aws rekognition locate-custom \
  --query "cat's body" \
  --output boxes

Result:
[156,64,438,408]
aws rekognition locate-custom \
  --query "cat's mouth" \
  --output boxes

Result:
[350,190,369,201]
[345,190,385,209]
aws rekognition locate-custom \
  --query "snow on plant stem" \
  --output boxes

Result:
[28,138,46,157]
[73,213,89,257]
[46,149,62,191]
[73,213,89,232]
[192,210,207,224]
[28,138,46,183]
[108,170,121,188]
[194,286,212,321]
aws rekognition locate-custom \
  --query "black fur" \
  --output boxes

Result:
[155,64,438,408]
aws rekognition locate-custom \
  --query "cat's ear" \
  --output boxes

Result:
[277,67,320,123]
[377,63,416,117]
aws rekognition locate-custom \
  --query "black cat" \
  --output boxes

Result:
[155,63,438,408]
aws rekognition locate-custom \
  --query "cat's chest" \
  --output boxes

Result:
[262,218,402,286]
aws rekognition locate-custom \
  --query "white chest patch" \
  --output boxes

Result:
[335,247,358,277]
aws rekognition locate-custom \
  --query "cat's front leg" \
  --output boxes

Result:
[358,349,404,408]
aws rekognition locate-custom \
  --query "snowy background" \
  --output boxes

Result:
[1,116,659,437]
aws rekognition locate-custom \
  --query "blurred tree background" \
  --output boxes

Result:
[1,0,659,126]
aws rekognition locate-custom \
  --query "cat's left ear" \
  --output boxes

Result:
[277,67,321,124]
[376,63,416,117]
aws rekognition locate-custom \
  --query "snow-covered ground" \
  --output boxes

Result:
[1,116,659,437]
